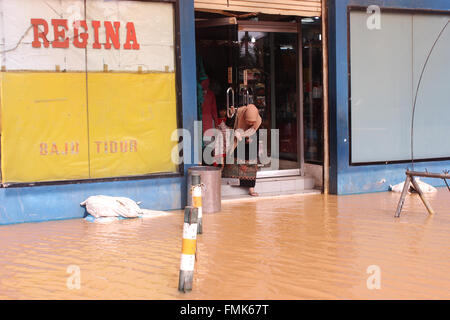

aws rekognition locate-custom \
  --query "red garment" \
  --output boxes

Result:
[215,117,227,127]
[201,79,217,137]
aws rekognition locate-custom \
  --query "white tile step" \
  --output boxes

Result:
[221,175,316,198]
[221,189,322,202]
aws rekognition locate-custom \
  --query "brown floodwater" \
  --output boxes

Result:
[0,189,449,299]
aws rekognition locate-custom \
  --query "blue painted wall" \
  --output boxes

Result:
[328,0,450,195]
[0,0,198,225]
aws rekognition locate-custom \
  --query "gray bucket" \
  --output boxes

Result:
[187,166,222,213]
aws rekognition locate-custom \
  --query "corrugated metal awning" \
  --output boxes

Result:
[194,0,322,17]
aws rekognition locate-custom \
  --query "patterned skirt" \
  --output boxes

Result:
[222,162,258,188]
[220,125,259,188]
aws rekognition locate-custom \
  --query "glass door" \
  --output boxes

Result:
[196,19,303,177]
[236,29,301,175]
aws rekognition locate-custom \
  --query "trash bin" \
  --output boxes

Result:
[187,166,221,213]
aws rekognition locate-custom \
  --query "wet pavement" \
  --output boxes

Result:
[0,189,449,299]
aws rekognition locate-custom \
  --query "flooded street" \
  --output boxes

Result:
[0,190,449,300]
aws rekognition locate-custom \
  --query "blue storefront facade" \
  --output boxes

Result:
[328,0,450,195]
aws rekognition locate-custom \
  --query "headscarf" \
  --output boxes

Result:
[229,104,262,152]
[234,104,262,132]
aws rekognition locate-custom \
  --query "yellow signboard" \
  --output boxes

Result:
[1,72,90,183]
[0,72,178,183]
[87,72,178,179]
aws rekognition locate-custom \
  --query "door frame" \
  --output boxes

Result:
[195,18,305,178]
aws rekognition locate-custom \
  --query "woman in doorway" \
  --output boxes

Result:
[222,104,262,197]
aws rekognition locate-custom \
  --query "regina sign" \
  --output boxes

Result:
[0,0,174,72]
[31,19,140,50]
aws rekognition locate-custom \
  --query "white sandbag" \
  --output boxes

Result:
[414,178,438,193]
[114,197,143,217]
[390,181,409,193]
[389,178,437,194]
[80,195,142,218]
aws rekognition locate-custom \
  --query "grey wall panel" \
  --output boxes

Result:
[350,11,413,163]
[350,10,450,163]
[412,14,450,160]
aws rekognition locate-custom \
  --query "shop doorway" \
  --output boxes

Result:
[195,12,323,178]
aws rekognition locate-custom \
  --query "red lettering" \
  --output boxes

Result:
[110,141,118,153]
[50,143,59,155]
[39,142,79,155]
[31,19,140,50]
[124,22,140,50]
[120,141,128,153]
[40,143,48,155]
[71,142,79,154]
[104,21,120,49]
[51,19,69,48]
[92,20,101,49]
[31,19,50,48]
[95,141,102,153]
[73,20,88,49]
[60,142,68,155]
[130,140,137,152]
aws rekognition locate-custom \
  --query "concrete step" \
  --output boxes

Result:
[221,189,322,201]
[221,175,318,198]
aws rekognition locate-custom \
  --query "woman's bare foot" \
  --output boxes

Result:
[249,187,259,197]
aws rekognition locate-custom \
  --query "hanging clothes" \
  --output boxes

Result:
[196,56,208,121]
[201,78,218,137]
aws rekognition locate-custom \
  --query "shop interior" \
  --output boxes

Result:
[195,10,323,176]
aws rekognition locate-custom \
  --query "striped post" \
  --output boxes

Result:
[178,206,198,292]
[191,174,203,234]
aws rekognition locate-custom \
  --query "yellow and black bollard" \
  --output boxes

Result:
[178,206,198,292]
[191,174,203,234]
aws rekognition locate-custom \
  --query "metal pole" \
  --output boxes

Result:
[406,170,450,180]
[410,176,435,216]
[395,170,441,217]
[395,175,411,218]
[297,18,305,176]
[308,45,314,155]
[322,0,330,194]
[270,33,276,134]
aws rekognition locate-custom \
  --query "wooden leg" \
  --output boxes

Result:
[410,176,435,216]
[395,175,411,218]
